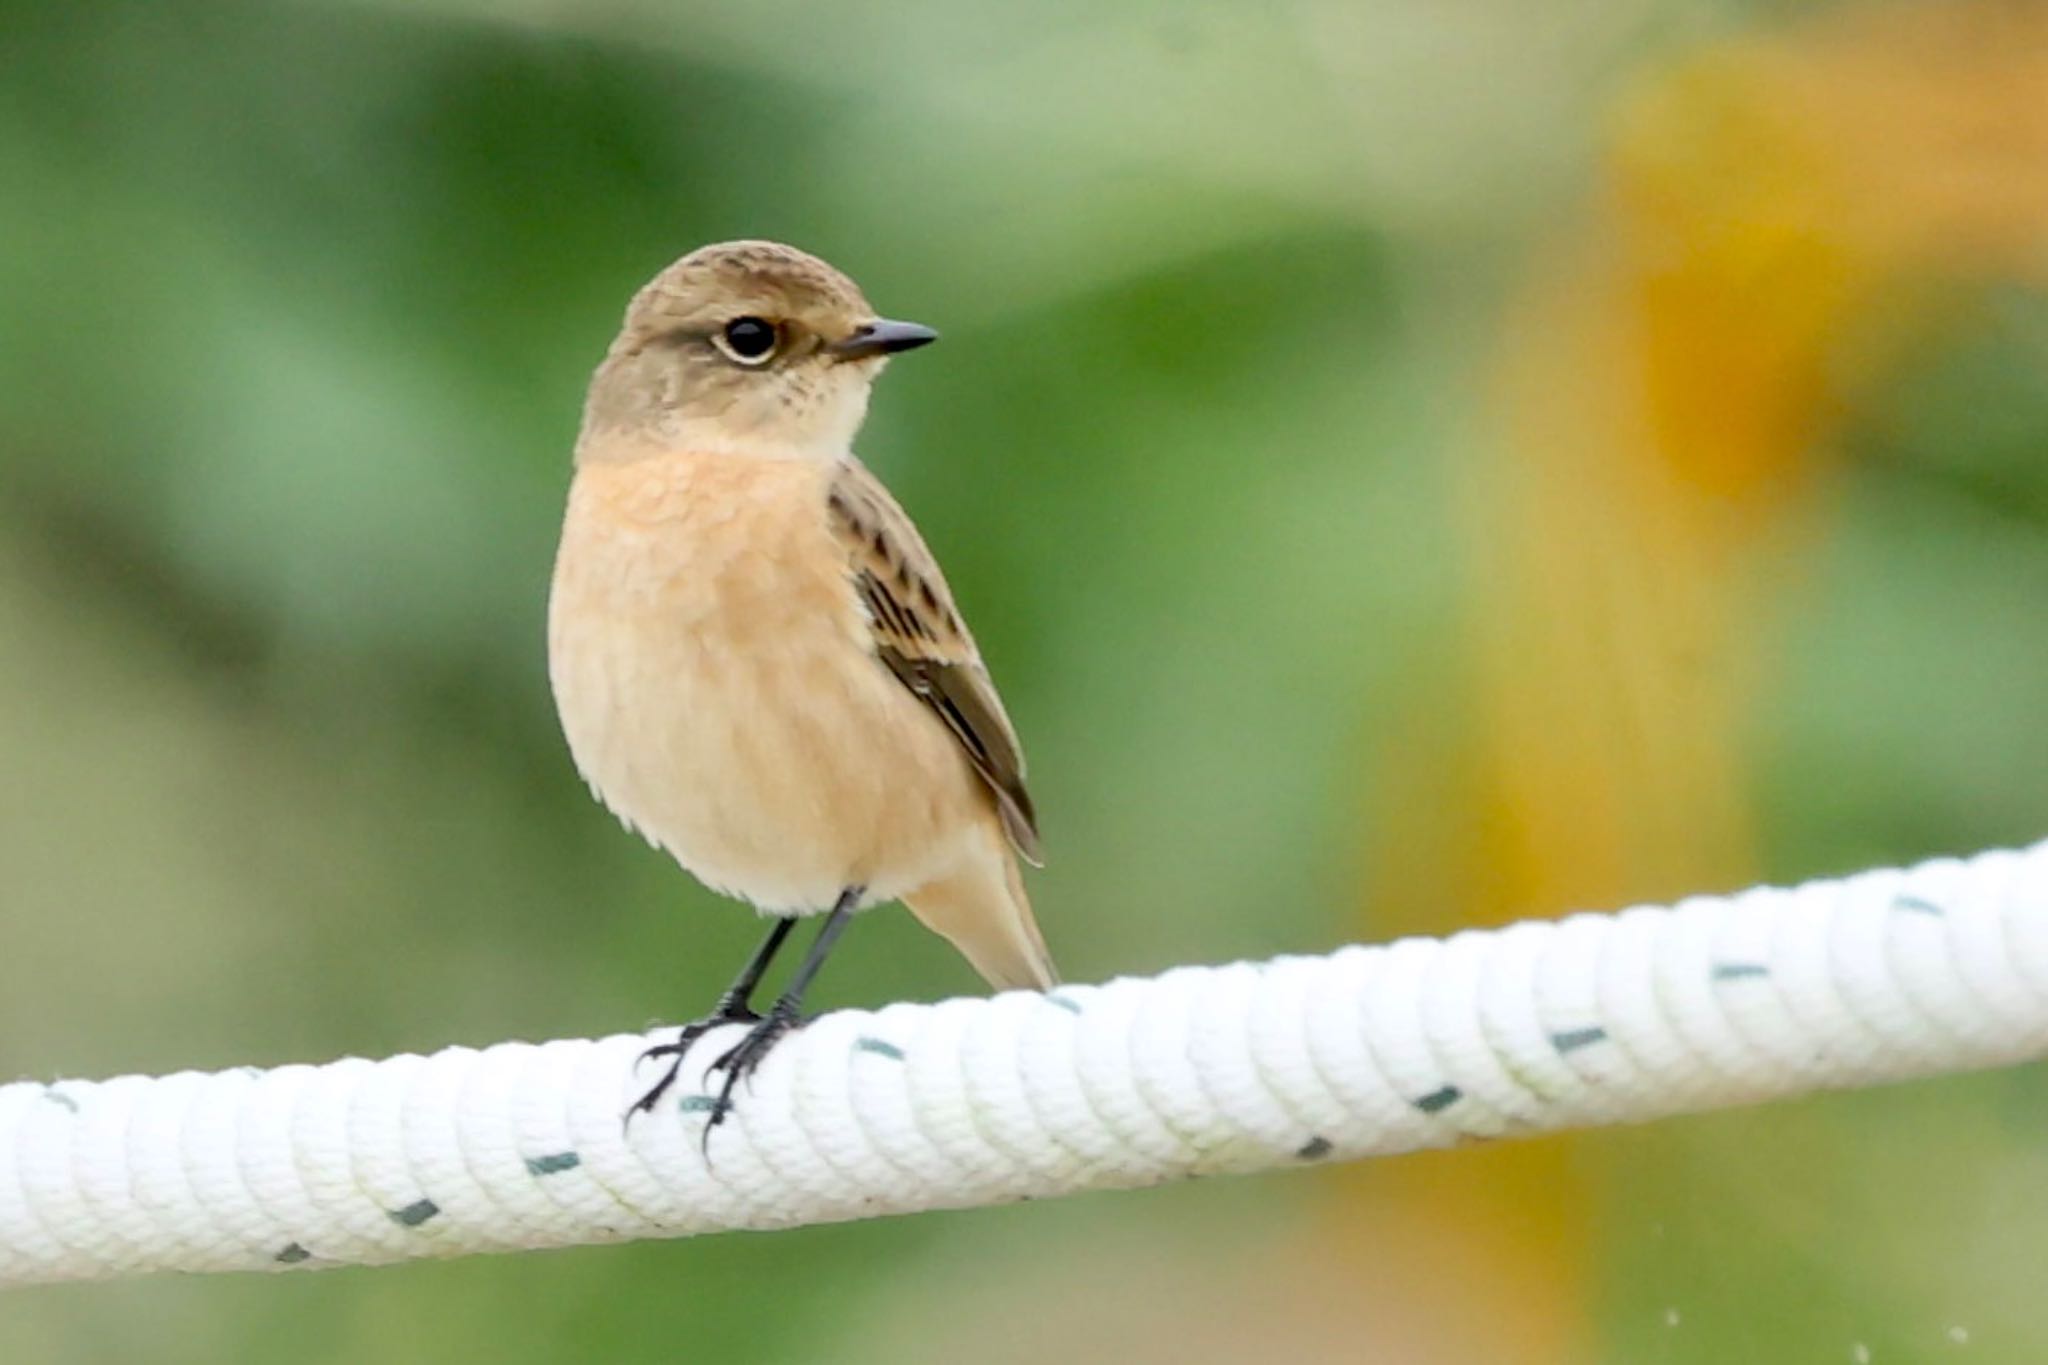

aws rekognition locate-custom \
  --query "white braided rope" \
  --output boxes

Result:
[6,840,2047,1288]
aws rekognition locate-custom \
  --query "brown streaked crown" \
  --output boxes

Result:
[611,240,874,353]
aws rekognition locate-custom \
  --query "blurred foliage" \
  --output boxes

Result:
[1,0,2045,1361]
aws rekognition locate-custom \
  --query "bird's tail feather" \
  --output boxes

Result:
[903,838,1056,992]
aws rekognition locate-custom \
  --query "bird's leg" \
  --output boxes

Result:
[703,885,863,1127]
[628,915,797,1120]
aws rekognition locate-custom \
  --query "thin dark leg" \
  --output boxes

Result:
[707,916,799,1016]
[626,916,797,1121]
[702,885,863,1128]
[767,894,857,1008]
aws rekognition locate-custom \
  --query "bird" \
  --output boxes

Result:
[547,240,1055,1125]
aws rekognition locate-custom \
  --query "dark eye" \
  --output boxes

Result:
[717,316,778,364]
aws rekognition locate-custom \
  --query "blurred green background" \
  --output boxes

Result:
[3,0,2046,1360]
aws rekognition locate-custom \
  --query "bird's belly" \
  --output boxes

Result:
[556,618,974,911]
[548,457,979,913]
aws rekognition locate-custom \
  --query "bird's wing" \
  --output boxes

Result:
[826,458,1043,865]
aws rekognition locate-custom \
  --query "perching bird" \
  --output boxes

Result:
[548,240,1054,1123]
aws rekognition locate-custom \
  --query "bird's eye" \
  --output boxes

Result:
[715,316,779,365]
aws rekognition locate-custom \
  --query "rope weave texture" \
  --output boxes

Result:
[6,840,2046,1287]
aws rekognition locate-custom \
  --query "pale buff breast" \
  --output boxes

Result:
[548,450,986,913]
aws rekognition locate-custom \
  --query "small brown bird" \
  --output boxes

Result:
[548,241,1054,1121]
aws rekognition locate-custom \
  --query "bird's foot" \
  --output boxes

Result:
[701,1002,804,1128]
[626,997,761,1122]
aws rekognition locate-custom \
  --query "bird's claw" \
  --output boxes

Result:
[625,1004,762,1122]
[700,1006,802,1129]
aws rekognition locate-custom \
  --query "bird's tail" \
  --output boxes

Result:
[903,833,1057,992]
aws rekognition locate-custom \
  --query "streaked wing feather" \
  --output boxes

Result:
[827,460,1043,865]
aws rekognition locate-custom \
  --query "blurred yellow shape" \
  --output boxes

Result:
[1340,5,2048,1362]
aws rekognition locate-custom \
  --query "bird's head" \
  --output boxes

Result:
[578,240,936,462]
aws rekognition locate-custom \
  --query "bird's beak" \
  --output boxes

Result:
[830,318,939,361]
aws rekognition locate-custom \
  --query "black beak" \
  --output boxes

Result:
[830,318,938,361]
